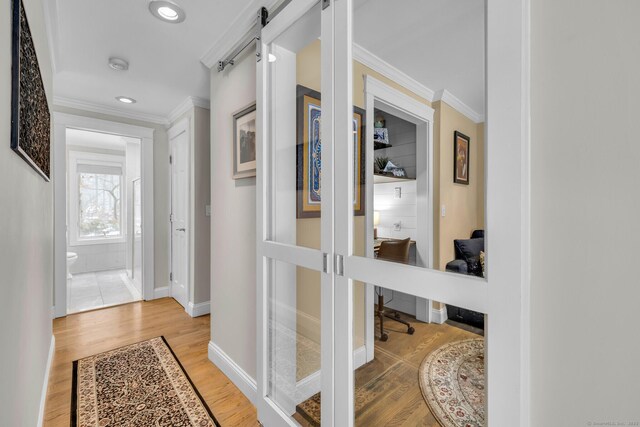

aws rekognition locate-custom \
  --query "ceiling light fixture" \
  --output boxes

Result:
[116,96,137,104]
[108,57,129,71]
[149,1,186,23]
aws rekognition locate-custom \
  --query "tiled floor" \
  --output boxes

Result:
[68,269,141,314]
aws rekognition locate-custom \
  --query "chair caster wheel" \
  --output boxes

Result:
[381,333,389,342]
[408,327,415,335]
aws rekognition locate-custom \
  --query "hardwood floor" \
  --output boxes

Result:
[43,298,258,427]
[294,312,483,426]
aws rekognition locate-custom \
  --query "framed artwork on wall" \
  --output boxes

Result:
[232,103,257,179]
[296,85,366,218]
[11,0,51,181]
[454,131,470,185]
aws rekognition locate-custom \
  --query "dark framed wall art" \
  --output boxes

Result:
[11,0,51,181]
[232,103,257,179]
[453,131,470,185]
[296,85,366,218]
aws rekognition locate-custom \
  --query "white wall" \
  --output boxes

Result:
[374,180,417,241]
[530,1,640,425]
[0,0,54,424]
[68,242,126,274]
[210,50,257,380]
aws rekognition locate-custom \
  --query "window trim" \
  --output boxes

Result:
[68,150,126,246]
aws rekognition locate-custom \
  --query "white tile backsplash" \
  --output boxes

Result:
[68,242,126,274]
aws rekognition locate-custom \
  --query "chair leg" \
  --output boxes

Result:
[377,293,388,342]
[383,312,415,335]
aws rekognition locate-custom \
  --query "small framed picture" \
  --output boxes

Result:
[454,131,470,185]
[233,103,257,179]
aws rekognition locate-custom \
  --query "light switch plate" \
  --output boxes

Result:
[393,221,401,231]
[394,187,401,199]
[441,205,446,217]
[205,205,211,217]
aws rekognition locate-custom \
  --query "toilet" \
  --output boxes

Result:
[67,252,78,280]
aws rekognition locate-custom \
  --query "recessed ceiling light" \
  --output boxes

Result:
[108,57,129,71]
[149,1,186,23]
[116,96,137,104]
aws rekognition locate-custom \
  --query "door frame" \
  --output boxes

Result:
[363,75,435,363]
[52,112,155,318]
[168,118,191,310]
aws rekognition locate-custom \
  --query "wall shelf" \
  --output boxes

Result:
[373,173,415,184]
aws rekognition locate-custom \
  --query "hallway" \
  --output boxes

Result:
[43,298,257,426]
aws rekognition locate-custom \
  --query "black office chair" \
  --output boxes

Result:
[375,238,415,341]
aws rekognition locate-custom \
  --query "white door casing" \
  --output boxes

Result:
[169,120,190,310]
[52,113,155,318]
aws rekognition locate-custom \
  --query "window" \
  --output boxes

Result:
[78,172,121,238]
[69,151,125,245]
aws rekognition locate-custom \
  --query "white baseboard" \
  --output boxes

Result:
[208,341,257,405]
[187,301,210,317]
[38,335,55,427]
[153,286,170,299]
[431,304,448,324]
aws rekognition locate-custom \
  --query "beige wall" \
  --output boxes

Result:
[192,106,211,304]
[297,40,485,319]
[530,0,640,424]
[210,49,257,379]
[53,105,171,290]
[435,101,485,270]
[0,0,53,424]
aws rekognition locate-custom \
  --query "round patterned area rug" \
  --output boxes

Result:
[419,338,485,427]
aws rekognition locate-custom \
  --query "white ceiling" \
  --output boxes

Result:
[354,0,485,116]
[49,0,484,121]
[66,128,138,151]
[50,0,255,119]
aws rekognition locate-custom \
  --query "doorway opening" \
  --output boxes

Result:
[53,113,155,319]
[65,129,143,313]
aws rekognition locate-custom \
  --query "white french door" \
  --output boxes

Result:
[258,0,528,426]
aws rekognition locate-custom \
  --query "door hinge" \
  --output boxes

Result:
[322,0,330,10]
[334,254,344,276]
[170,272,173,281]
[170,213,173,222]
[169,155,173,164]
[323,253,328,273]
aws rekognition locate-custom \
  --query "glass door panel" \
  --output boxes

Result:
[266,0,324,251]
[258,1,332,426]
[337,0,490,425]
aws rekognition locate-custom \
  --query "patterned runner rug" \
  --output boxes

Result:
[71,336,219,427]
[419,338,485,427]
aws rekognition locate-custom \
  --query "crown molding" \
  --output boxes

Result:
[168,96,210,124]
[353,43,435,103]
[53,96,170,126]
[200,0,284,69]
[42,0,60,74]
[433,89,485,124]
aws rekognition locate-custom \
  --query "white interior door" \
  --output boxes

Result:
[257,0,335,425]
[170,121,189,309]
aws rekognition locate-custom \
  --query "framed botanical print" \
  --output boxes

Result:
[296,85,365,218]
[11,0,51,181]
[232,103,257,179]
[454,131,470,185]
